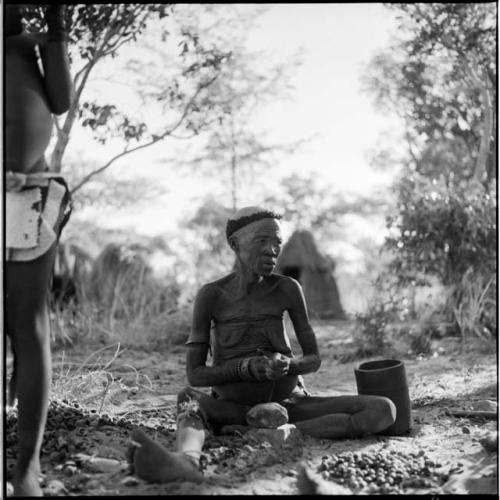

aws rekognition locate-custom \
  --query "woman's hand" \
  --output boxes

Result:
[248,355,270,381]
[265,352,290,380]
[249,352,290,381]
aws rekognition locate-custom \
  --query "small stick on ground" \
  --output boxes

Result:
[446,410,497,419]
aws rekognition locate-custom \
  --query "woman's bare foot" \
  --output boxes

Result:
[13,467,43,497]
[130,429,203,483]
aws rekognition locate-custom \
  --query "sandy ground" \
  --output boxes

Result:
[5,320,498,496]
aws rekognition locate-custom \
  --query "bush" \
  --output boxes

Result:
[353,302,394,358]
[50,288,191,350]
[408,328,433,356]
[386,175,496,288]
[452,270,496,345]
[385,174,497,341]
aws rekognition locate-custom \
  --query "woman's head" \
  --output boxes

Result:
[226,206,283,277]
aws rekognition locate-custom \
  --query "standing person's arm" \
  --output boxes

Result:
[40,5,72,114]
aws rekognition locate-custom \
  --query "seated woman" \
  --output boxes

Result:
[130,206,396,483]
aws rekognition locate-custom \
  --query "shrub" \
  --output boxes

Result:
[408,328,433,356]
[385,174,497,341]
[353,302,394,357]
[50,286,191,350]
[452,270,496,347]
[386,176,496,287]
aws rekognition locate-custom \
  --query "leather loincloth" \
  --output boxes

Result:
[5,171,72,261]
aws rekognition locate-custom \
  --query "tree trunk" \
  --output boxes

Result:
[50,112,74,172]
[231,152,237,212]
[49,56,98,171]
[230,118,238,212]
[472,62,493,183]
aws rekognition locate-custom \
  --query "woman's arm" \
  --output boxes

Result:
[187,344,255,387]
[40,5,72,114]
[283,278,321,376]
[186,285,258,387]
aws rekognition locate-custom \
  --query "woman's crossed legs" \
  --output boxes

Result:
[130,387,396,483]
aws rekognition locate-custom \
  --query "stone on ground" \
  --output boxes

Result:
[43,479,68,496]
[245,423,303,448]
[246,402,289,429]
[479,431,498,453]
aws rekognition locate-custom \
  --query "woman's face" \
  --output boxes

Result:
[233,218,283,277]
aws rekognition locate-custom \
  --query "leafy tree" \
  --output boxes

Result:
[384,173,496,334]
[21,4,231,192]
[181,197,233,286]
[385,175,496,288]
[264,172,388,235]
[182,116,305,212]
[167,5,307,211]
[363,2,496,184]
[22,4,304,211]
[363,3,497,338]
[185,197,232,260]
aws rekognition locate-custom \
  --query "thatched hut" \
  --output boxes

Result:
[87,243,179,319]
[276,230,345,319]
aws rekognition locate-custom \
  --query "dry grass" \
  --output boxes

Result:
[50,343,154,414]
[51,279,192,350]
[453,270,496,349]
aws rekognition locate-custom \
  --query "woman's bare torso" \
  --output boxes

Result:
[209,273,300,404]
[6,34,53,173]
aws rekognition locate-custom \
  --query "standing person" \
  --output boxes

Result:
[5,4,72,496]
[129,206,396,483]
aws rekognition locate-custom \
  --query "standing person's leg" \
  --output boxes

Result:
[5,243,57,497]
[286,394,396,439]
[131,386,249,483]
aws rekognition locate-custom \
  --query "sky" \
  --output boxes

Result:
[247,3,403,189]
[71,3,404,239]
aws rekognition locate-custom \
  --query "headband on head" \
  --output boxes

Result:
[226,210,282,240]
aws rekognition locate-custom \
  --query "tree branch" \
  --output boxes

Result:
[404,127,420,169]
[167,75,220,133]
[71,76,220,194]
[73,60,93,90]
[165,132,200,140]
[101,5,146,56]
[53,115,62,134]
[100,35,135,57]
